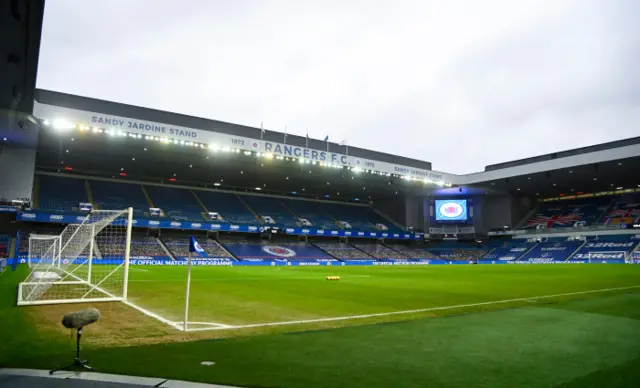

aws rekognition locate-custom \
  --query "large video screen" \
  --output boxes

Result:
[435,199,468,222]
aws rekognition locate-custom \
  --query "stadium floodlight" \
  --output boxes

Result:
[52,119,74,131]
[263,152,274,159]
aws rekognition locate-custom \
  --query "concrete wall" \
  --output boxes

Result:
[0,147,35,202]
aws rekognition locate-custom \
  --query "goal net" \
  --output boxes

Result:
[17,208,133,306]
[587,251,631,263]
[28,234,61,269]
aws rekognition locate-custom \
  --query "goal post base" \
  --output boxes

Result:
[17,297,124,306]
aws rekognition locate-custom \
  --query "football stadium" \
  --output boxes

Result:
[1,2,640,388]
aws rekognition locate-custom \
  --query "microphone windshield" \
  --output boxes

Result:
[61,308,100,329]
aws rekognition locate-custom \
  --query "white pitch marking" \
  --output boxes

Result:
[123,300,185,331]
[182,285,640,332]
[176,321,234,328]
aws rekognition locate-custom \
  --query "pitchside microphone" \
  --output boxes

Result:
[62,308,100,329]
[51,308,101,375]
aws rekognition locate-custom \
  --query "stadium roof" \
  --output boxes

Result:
[32,89,640,200]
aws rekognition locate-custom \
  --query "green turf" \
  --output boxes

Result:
[126,264,640,327]
[2,264,640,388]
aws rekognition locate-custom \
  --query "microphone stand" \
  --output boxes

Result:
[50,327,95,374]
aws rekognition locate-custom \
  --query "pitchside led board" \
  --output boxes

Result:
[434,199,469,223]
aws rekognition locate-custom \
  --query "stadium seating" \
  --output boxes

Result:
[129,236,168,258]
[241,195,298,227]
[0,235,10,258]
[312,242,372,260]
[38,175,88,212]
[90,181,150,216]
[518,240,584,261]
[161,236,233,259]
[283,199,336,229]
[144,185,205,221]
[318,202,402,232]
[195,191,257,224]
[385,244,437,259]
[523,196,617,229]
[596,193,640,226]
[351,243,407,260]
[481,241,537,261]
[425,249,488,261]
[571,235,640,260]
[222,239,335,262]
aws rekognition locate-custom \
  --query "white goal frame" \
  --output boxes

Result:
[587,251,630,263]
[17,208,133,306]
[27,234,61,269]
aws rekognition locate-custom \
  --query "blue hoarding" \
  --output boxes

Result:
[15,211,422,240]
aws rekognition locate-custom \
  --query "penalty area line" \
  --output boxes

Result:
[183,285,640,332]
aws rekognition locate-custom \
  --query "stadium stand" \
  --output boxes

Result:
[241,195,298,227]
[596,193,640,226]
[90,180,150,217]
[145,185,205,221]
[571,235,640,260]
[0,235,10,258]
[481,241,537,261]
[38,175,88,212]
[523,196,619,229]
[161,236,233,259]
[195,191,257,224]
[283,199,336,229]
[318,202,402,232]
[384,244,437,259]
[312,242,372,260]
[221,239,335,262]
[518,240,584,261]
[351,242,407,260]
[129,236,168,258]
[425,249,488,261]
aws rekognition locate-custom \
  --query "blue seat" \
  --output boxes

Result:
[144,186,204,221]
[241,196,297,227]
[38,175,87,212]
[196,191,257,224]
[90,181,150,217]
[282,199,336,229]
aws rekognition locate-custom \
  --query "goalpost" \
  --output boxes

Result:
[17,208,133,306]
[587,251,632,264]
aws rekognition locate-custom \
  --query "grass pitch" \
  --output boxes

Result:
[2,264,640,388]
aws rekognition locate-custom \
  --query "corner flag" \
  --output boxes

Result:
[189,236,209,258]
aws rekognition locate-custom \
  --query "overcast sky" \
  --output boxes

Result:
[37,0,639,174]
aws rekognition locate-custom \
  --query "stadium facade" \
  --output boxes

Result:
[1,88,638,236]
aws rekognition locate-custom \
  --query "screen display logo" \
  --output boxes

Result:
[435,200,468,221]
